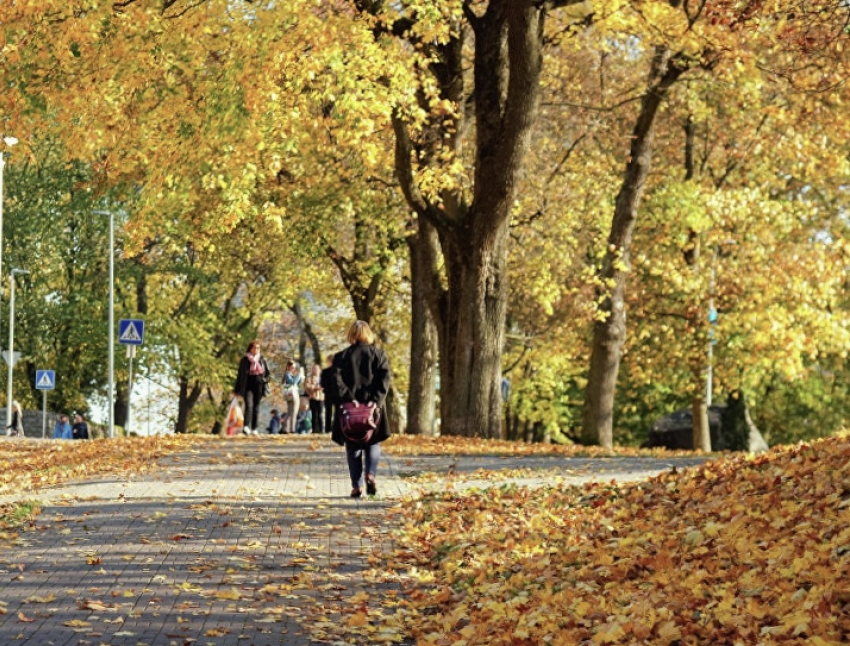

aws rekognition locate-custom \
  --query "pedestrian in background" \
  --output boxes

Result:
[234,340,271,435]
[304,363,325,434]
[53,414,72,439]
[267,409,281,435]
[72,414,89,440]
[332,320,392,498]
[6,401,24,437]
[296,396,313,434]
[320,354,337,434]
[282,361,303,435]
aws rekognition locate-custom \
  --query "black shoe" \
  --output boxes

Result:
[350,487,362,498]
[365,478,376,496]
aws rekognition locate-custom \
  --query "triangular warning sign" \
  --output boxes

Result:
[37,372,54,388]
[120,322,142,342]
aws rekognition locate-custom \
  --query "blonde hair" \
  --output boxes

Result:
[347,320,375,345]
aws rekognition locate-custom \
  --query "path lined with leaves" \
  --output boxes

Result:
[0,436,408,645]
[0,435,712,645]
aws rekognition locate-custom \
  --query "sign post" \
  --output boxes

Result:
[118,319,144,436]
[126,345,136,436]
[35,370,56,438]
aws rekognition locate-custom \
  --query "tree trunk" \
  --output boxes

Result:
[406,220,439,435]
[291,301,322,366]
[388,2,545,438]
[692,395,711,451]
[437,220,510,438]
[582,47,686,448]
[683,113,711,447]
[175,376,202,434]
[384,384,405,436]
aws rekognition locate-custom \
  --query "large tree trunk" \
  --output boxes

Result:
[406,219,439,435]
[582,46,686,447]
[390,2,545,438]
[437,221,510,438]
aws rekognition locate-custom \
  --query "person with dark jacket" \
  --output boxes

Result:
[233,340,271,435]
[319,354,337,434]
[331,320,391,498]
[304,363,325,434]
[72,413,89,440]
[6,401,24,437]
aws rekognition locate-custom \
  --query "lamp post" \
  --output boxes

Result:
[93,210,115,439]
[0,136,19,401]
[6,268,29,430]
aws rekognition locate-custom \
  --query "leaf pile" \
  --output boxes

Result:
[382,434,850,645]
[385,435,697,458]
[0,436,201,496]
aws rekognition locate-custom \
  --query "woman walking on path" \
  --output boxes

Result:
[234,340,271,435]
[304,363,325,433]
[331,320,392,498]
[282,361,303,435]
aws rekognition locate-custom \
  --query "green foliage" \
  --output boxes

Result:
[753,360,850,446]
[3,151,128,414]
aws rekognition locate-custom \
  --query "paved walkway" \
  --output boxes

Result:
[0,436,711,645]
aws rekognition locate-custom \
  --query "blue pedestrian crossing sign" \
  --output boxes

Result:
[119,319,145,345]
[36,370,56,390]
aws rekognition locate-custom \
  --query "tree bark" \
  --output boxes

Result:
[435,218,511,437]
[389,1,545,438]
[290,301,322,366]
[406,219,439,435]
[683,113,711,448]
[692,395,711,451]
[175,375,202,434]
[582,47,686,447]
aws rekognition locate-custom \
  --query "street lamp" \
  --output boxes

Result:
[6,268,29,430]
[93,210,115,439]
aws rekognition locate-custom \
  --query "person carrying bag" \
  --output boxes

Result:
[331,320,392,498]
[233,340,270,435]
[282,361,303,435]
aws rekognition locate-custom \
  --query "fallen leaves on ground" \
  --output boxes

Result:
[378,433,850,645]
[0,436,203,497]
[384,434,697,457]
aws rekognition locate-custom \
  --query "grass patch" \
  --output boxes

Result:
[0,499,41,536]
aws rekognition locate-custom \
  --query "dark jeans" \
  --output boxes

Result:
[243,379,264,431]
[309,399,324,433]
[345,442,381,489]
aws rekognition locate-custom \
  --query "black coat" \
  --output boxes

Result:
[320,365,338,404]
[234,354,270,398]
[331,342,392,445]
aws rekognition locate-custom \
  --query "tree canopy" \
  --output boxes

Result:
[1,0,847,441]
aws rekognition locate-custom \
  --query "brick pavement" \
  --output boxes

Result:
[0,435,712,646]
[0,436,411,646]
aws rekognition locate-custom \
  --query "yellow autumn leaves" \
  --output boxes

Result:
[379,433,850,645]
